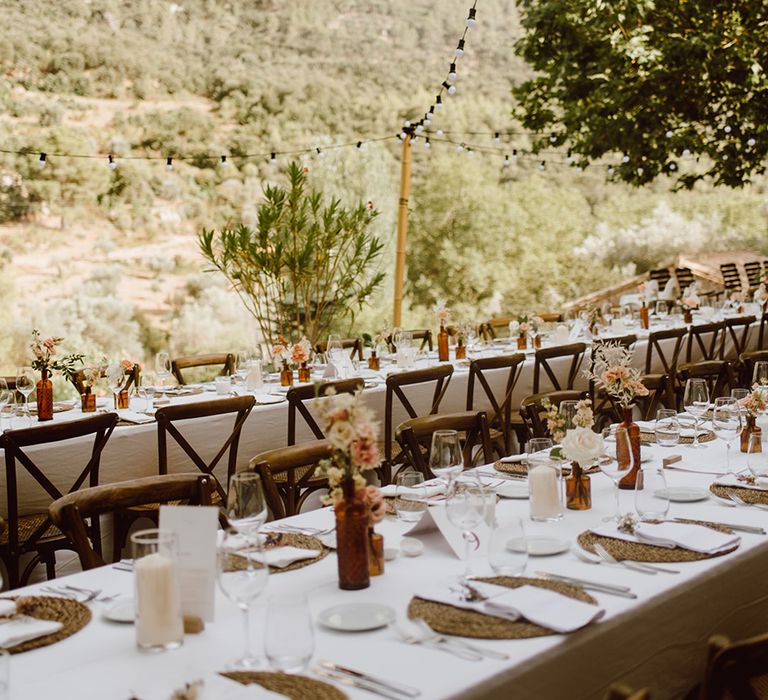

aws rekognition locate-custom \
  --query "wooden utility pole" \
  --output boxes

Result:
[393,133,412,327]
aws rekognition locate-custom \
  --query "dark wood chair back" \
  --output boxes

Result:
[698,632,768,700]
[386,330,433,353]
[315,338,363,361]
[720,262,743,293]
[685,321,726,362]
[520,390,588,440]
[0,413,118,588]
[381,365,454,483]
[532,343,587,394]
[739,350,768,387]
[759,311,768,350]
[723,315,756,361]
[480,317,516,341]
[49,473,214,571]
[675,267,695,290]
[155,395,255,500]
[644,327,687,375]
[250,441,335,519]
[171,353,235,385]
[466,353,526,455]
[286,378,364,445]
[744,261,763,289]
[71,364,141,395]
[395,411,493,478]
[678,361,736,403]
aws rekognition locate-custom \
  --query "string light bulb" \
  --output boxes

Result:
[399,131,407,140]
[503,154,510,167]
[512,149,518,161]
[269,152,277,165]
[549,132,557,143]
[166,156,173,171]
[682,148,691,157]
[724,124,732,134]
[621,153,630,163]
[220,155,229,167]
[748,137,756,147]
[415,123,424,134]
[37,152,47,168]
[316,147,325,158]
[448,63,457,81]
[608,166,615,175]
[424,137,431,149]
[108,154,117,170]
[441,80,456,95]
[665,130,673,138]
[494,132,500,144]
[538,161,546,171]
[456,143,464,153]
[466,7,477,28]
[356,141,363,149]
[454,39,465,58]
[466,147,474,156]
[565,149,573,164]
[435,95,443,111]
[436,129,444,137]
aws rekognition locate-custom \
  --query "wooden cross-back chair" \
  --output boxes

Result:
[466,353,526,457]
[0,413,118,588]
[315,338,363,361]
[395,411,493,479]
[758,311,768,350]
[744,261,763,291]
[678,361,736,405]
[387,330,433,353]
[720,263,743,294]
[49,474,214,571]
[286,378,365,445]
[251,441,334,520]
[520,391,588,441]
[71,364,141,395]
[532,342,587,394]
[589,335,637,428]
[722,315,756,362]
[685,321,726,363]
[696,632,768,700]
[641,326,686,405]
[171,353,235,385]
[381,364,454,484]
[739,350,768,387]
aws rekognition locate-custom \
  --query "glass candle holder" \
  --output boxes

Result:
[528,458,564,522]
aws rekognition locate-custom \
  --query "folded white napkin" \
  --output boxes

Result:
[116,410,154,425]
[239,546,321,569]
[415,582,603,633]
[499,454,526,464]
[0,616,63,648]
[591,522,740,554]
[138,672,287,700]
[380,482,445,498]
[714,474,768,491]
[623,421,707,438]
[0,600,16,617]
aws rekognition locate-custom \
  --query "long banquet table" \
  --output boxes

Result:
[8,437,768,700]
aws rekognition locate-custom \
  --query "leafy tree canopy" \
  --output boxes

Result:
[513,0,768,188]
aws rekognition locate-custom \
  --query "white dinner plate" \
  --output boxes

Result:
[655,487,710,503]
[317,602,395,632]
[495,482,529,499]
[255,394,287,405]
[507,536,570,557]
[103,600,134,624]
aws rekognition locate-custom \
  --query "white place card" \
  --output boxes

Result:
[159,505,219,622]
[404,505,491,560]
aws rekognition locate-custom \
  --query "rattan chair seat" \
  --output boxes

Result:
[0,513,61,547]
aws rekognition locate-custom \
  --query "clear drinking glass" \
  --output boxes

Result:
[488,515,527,576]
[635,467,670,520]
[218,531,269,669]
[526,437,553,465]
[655,300,669,321]
[683,378,710,449]
[327,335,345,377]
[226,472,268,539]
[428,430,463,484]
[264,593,314,673]
[747,432,768,478]
[394,472,428,522]
[235,351,251,386]
[600,426,634,521]
[753,361,768,386]
[138,372,157,414]
[558,401,579,431]
[155,351,171,397]
[106,362,125,408]
[445,484,486,582]
[15,367,34,427]
[731,388,750,402]
[0,378,9,433]
[712,397,742,475]
[131,529,184,652]
[655,408,681,447]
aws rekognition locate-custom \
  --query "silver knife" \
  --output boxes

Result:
[671,517,765,535]
[535,571,637,599]
[315,667,410,699]
[319,661,421,697]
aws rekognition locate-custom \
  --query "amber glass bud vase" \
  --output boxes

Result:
[81,388,96,413]
[455,340,466,360]
[517,332,527,350]
[617,406,642,489]
[36,369,54,421]
[565,462,591,510]
[437,323,449,362]
[368,528,384,577]
[335,479,370,590]
[741,415,761,453]
[533,334,542,349]
[639,302,649,330]
[298,362,311,383]
[683,308,693,324]
[280,360,294,387]
[116,389,130,409]
[368,352,380,371]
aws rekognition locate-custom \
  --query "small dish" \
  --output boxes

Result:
[507,536,570,556]
[495,482,529,499]
[103,600,134,624]
[254,394,287,405]
[400,537,424,557]
[655,486,710,503]
[383,547,399,561]
[317,602,395,632]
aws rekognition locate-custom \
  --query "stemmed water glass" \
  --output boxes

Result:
[106,362,125,409]
[753,361,768,386]
[600,426,634,522]
[155,351,171,398]
[683,378,710,449]
[218,531,269,670]
[15,367,34,427]
[226,472,268,540]
[445,483,487,582]
[655,300,669,323]
[0,379,9,432]
[712,397,742,475]
[234,351,251,389]
[327,335,345,378]
[428,429,463,486]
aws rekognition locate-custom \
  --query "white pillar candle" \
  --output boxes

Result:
[554,325,569,345]
[135,552,184,650]
[529,464,563,521]
[245,360,263,391]
[611,319,626,334]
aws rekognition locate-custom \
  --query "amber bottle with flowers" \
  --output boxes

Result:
[271,335,293,386]
[318,391,384,589]
[291,338,312,383]
[434,300,450,362]
[30,330,83,421]
[737,388,766,452]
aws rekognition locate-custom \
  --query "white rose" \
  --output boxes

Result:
[560,427,604,465]
[327,421,356,451]
[508,321,520,335]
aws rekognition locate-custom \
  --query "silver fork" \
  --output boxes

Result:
[411,618,509,660]
[391,622,482,661]
[592,543,662,575]
[726,491,768,511]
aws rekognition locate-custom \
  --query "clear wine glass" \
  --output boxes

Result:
[683,378,710,449]
[327,335,344,378]
[428,430,463,485]
[155,351,171,398]
[712,397,741,475]
[218,531,269,669]
[600,426,634,521]
[0,378,9,433]
[226,472,268,540]
[15,367,34,427]
[747,432,768,479]
[445,483,486,582]
[106,362,125,409]
[235,351,251,388]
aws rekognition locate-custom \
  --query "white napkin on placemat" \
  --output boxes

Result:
[380,482,445,498]
[592,522,740,554]
[499,454,526,464]
[240,546,321,569]
[0,600,16,617]
[117,410,155,425]
[620,421,707,438]
[138,672,286,700]
[415,582,603,633]
[714,474,768,491]
[0,616,62,648]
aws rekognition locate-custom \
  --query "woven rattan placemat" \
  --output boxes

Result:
[222,671,346,700]
[1,595,91,654]
[407,575,596,640]
[710,483,768,505]
[494,460,600,477]
[639,429,716,446]
[224,532,328,574]
[577,519,737,563]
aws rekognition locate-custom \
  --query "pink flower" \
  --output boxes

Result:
[351,434,380,469]
[358,485,386,525]
[121,359,134,371]
[43,338,56,351]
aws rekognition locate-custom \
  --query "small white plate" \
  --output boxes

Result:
[655,486,710,503]
[103,600,134,624]
[495,482,529,499]
[317,602,395,632]
[255,394,287,405]
[507,536,570,556]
